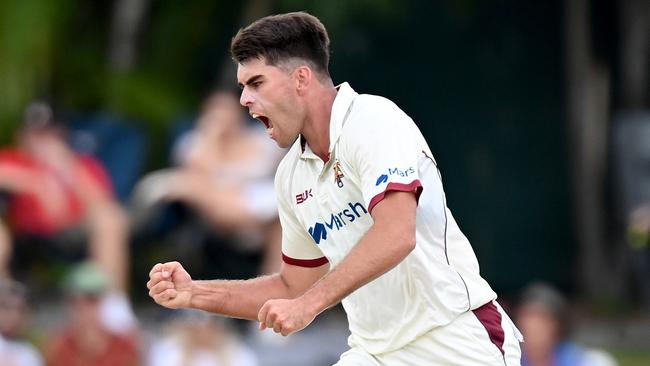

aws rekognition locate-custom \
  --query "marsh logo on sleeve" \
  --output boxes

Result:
[307,201,368,244]
[375,166,416,186]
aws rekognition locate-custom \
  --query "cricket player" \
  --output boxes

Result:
[147,11,523,365]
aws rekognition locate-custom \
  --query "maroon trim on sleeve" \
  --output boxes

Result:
[473,301,505,356]
[282,254,329,267]
[368,180,423,213]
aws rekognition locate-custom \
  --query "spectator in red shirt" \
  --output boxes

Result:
[0,101,129,290]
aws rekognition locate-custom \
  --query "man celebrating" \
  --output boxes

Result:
[148,12,522,365]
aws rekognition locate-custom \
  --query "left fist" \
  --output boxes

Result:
[257,298,317,336]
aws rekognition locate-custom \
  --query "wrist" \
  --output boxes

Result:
[188,280,229,313]
[186,280,199,308]
[300,288,329,317]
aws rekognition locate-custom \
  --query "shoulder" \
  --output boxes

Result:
[340,93,421,153]
[345,94,415,134]
[78,153,103,166]
[77,154,113,185]
[354,94,405,117]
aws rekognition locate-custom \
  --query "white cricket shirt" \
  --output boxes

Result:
[275,82,497,354]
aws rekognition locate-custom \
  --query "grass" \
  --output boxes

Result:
[611,349,650,366]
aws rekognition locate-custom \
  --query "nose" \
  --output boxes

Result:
[239,88,253,107]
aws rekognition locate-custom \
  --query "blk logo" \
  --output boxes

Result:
[295,189,313,204]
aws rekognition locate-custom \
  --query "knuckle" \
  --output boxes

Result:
[161,289,171,299]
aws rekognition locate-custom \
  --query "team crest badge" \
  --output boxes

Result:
[333,160,345,188]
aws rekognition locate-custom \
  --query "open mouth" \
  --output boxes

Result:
[252,113,272,130]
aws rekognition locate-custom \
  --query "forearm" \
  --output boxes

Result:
[169,173,255,228]
[300,223,415,316]
[192,188,253,228]
[0,165,37,192]
[190,273,293,320]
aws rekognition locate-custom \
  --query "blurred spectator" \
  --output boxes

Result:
[69,114,148,203]
[516,283,619,366]
[0,219,10,279]
[0,279,43,366]
[44,262,139,366]
[132,89,284,275]
[0,101,129,290]
[147,310,259,366]
[627,204,650,311]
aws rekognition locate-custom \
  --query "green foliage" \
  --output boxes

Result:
[0,0,404,146]
[0,0,69,143]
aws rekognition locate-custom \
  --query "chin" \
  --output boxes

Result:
[276,135,299,149]
[276,140,292,149]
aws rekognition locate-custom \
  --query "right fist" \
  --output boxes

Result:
[146,261,193,309]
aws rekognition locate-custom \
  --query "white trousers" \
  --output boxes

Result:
[334,301,523,366]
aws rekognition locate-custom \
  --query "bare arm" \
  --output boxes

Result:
[0,163,39,192]
[147,260,329,320]
[258,190,416,334]
[161,170,260,229]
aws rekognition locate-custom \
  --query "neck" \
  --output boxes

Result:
[302,81,337,161]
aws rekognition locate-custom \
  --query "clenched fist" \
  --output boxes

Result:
[257,297,318,336]
[146,261,193,309]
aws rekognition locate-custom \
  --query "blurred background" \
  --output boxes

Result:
[0,0,649,365]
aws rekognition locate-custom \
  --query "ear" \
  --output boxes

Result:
[294,66,312,95]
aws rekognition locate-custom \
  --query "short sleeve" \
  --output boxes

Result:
[275,163,329,267]
[346,97,423,213]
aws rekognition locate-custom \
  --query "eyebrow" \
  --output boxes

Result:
[238,75,263,89]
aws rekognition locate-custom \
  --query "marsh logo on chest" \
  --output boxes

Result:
[307,202,368,244]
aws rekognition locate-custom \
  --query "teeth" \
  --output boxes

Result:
[252,113,260,119]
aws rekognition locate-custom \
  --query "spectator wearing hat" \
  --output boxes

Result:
[43,262,139,366]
